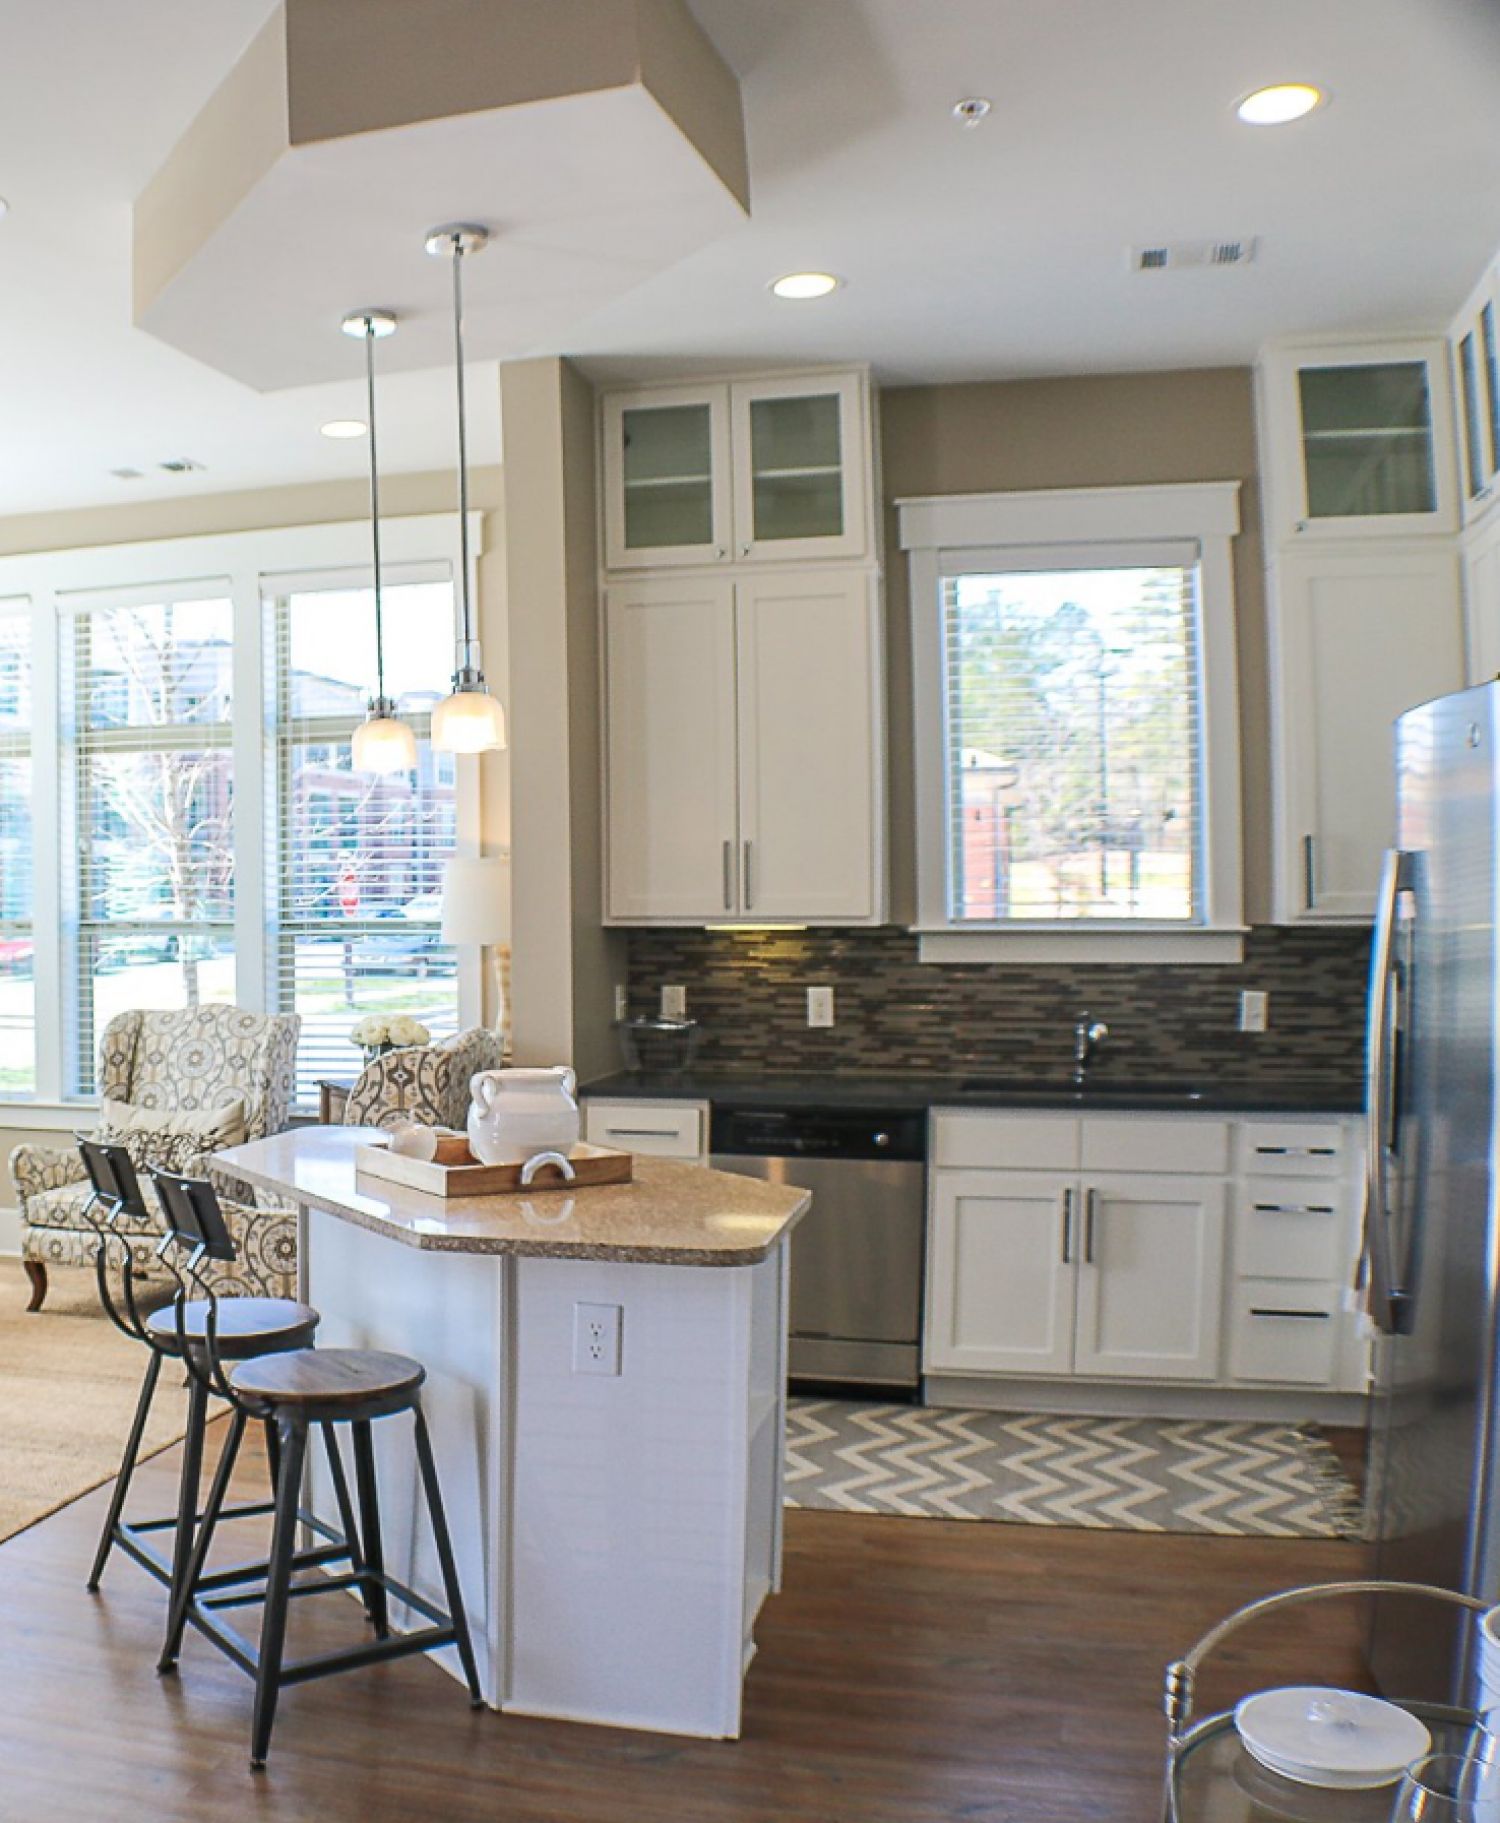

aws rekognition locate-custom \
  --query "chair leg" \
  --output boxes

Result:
[87,1349,163,1592]
[350,1420,388,1639]
[250,1416,306,1772]
[166,1373,211,1617]
[263,1417,281,1491]
[411,1404,483,1707]
[23,1260,47,1312]
[159,1406,246,1674]
[321,1425,374,1626]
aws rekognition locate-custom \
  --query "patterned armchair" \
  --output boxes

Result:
[342,1027,503,1132]
[10,1006,300,1311]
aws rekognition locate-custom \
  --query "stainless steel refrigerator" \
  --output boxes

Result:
[1366,678,1500,1701]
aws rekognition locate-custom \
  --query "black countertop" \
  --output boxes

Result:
[579,1071,1364,1116]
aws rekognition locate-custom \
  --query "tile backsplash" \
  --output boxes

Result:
[625,925,1371,1092]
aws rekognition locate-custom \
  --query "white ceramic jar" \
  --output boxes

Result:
[467,1066,581,1164]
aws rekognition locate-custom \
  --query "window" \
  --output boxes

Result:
[64,587,237,1091]
[0,603,33,1092]
[900,484,1243,962]
[942,562,1201,923]
[0,513,480,1111]
[268,573,460,1104]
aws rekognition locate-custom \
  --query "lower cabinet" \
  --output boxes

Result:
[925,1110,1367,1404]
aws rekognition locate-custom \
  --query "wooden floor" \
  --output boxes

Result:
[0,1421,1371,1823]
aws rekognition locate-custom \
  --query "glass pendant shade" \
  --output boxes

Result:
[351,699,417,773]
[431,684,507,754]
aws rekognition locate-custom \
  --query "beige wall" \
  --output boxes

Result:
[879,368,1270,922]
[501,357,624,1080]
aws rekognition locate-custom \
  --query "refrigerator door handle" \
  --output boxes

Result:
[1364,846,1415,1335]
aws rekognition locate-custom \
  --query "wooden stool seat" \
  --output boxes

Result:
[145,1298,320,1360]
[230,1347,426,1409]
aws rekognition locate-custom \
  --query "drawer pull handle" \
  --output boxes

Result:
[1252,1145,1338,1158]
[604,1127,687,1139]
[1249,1307,1331,1321]
[1253,1203,1336,1216]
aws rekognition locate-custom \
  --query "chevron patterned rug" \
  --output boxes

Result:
[785,1400,1365,1538]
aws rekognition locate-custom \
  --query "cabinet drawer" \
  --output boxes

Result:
[1236,1180,1347,1280]
[583,1101,703,1159]
[1237,1122,1348,1178]
[1229,1280,1341,1386]
[1080,1116,1229,1175]
[932,1111,1079,1171]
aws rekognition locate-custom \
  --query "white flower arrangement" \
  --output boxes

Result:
[349,1015,431,1049]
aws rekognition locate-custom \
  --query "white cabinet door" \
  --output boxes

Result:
[1271,544,1464,921]
[1465,509,1500,686]
[735,570,881,921]
[1072,1174,1225,1381]
[728,372,870,563]
[925,1170,1077,1375]
[601,384,732,571]
[604,578,739,920]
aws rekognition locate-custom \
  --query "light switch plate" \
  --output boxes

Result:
[1239,990,1268,1033]
[614,983,628,1021]
[660,984,686,1020]
[807,985,835,1028]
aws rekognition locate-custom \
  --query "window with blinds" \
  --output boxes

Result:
[940,561,1204,924]
[265,571,460,1105]
[64,585,237,1092]
[0,603,33,1092]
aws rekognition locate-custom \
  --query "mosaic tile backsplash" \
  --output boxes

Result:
[624,925,1372,1093]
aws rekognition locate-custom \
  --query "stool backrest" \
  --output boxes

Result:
[148,1167,237,1265]
[77,1136,150,1224]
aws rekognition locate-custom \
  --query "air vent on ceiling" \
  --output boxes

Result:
[159,457,206,474]
[109,467,145,481]
[1131,237,1259,273]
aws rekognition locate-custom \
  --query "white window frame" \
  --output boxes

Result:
[0,513,484,1120]
[899,482,1244,964]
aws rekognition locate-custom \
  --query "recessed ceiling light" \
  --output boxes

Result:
[1236,83,1325,126]
[952,97,992,128]
[770,272,841,301]
[321,418,368,439]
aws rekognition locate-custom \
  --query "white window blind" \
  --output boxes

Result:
[940,556,1205,924]
[0,602,33,1092]
[63,586,237,1092]
[265,572,460,1106]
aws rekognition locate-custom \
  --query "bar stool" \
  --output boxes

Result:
[148,1167,482,1770]
[77,1137,352,1620]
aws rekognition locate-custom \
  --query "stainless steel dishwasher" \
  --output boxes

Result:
[709,1104,927,1390]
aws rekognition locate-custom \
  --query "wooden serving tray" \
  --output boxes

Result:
[355,1139,633,1198]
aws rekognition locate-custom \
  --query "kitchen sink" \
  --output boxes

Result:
[958,1077,1210,1104]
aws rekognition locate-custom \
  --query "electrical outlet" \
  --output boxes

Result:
[660,984,686,1021]
[807,986,835,1028]
[614,983,628,1021]
[572,1302,622,1376]
[1239,990,1269,1034]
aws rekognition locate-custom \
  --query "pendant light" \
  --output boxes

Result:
[342,308,417,774]
[426,223,507,755]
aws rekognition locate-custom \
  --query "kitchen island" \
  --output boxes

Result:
[215,1125,810,1739]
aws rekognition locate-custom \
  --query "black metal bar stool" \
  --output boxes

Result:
[149,1167,482,1770]
[77,1137,353,1619]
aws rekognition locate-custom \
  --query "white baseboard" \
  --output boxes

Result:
[922,1373,1368,1427]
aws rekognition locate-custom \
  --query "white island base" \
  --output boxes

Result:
[217,1130,802,1742]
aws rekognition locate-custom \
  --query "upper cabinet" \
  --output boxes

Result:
[601,370,873,571]
[1450,262,1500,527]
[1258,339,1460,544]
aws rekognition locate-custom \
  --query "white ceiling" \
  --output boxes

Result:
[4,0,1500,514]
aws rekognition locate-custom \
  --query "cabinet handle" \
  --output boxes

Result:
[740,543,752,557]
[722,839,734,911]
[1302,834,1317,910]
[1253,1144,1337,1158]
[1060,1187,1074,1265]
[715,546,726,560]
[1253,1201,1336,1215]
[743,839,754,910]
[1084,1188,1098,1264]
[1249,1307,1331,1321]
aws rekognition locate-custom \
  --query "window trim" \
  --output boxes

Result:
[898,482,1244,964]
[0,513,485,1111]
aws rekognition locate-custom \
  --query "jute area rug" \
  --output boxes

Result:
[0,1260,193,1545]
[786,1398,1366,1539]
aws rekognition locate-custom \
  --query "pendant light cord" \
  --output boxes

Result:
[450,232,474,673]
[362,316,387,704]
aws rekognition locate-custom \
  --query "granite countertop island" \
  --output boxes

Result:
[218,1125,808,1265]
[223,1125,801,1742]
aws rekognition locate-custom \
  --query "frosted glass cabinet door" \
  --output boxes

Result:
[602,385,732,570]
[1451,268,1500,523]
[729,373,869,562]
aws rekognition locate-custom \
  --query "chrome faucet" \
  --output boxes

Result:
[1072,1012,1109,1085]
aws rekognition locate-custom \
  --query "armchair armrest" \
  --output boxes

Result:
[9,1142,87,1208]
